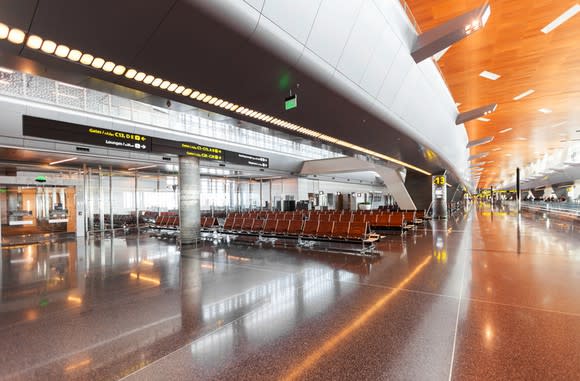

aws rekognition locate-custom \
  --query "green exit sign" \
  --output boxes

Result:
[285,95,297,110]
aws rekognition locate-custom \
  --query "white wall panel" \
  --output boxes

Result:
[337,1,382,83]
[252,16,305,66]
[261,0,321,44]
[360,27,402,97]
[371,0,416,49]
[376,49,413,108]
[306,0,363,66]
[244,0,264,11]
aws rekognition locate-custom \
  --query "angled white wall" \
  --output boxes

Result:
[195,0,469,184]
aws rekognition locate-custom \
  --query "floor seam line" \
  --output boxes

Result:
[448,244,468,381]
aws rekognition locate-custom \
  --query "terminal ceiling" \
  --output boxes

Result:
[0,0,450,180]
[407,0,580,188]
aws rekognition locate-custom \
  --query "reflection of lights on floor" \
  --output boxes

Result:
[228,255,250,262]
[485,324,494,341]
[200,263,214,269]
[283,256,432,381]
[64,358,91,372]
[130,273,161,285]
[140,260,154,266]
[67,296,83,304]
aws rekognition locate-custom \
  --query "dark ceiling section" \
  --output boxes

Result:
[28,0,177,64]
[0,0,445,175]
[0,0,37,55]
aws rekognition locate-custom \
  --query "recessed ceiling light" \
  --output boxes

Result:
[41,40,57,54]
[0,23,9,39]
[55,45,71,58]
[196,92,206,100]
[152,78,163,87]
[160,81,170,89]
[541,4,580,34]
[499,128,512,133]
[479,70,501,80]
[7,28,25,44]
[67,49,82,62]
[102,61,115,72]
[80,54,94,65]
[477,117,490,122]
[516,137,527,141]
[202,95,212,103]
[190,91,200,99]
[538,108,552,114]
[112,65,126,75]
[175,86,185,94]
[455,102,461,107]
[513,89,535,101]
[143,75,155,84]
[167,83,178,92]
[91,57,105,69]
[505,153,512,156]
[182,88,193,97]
[26,35,43,49]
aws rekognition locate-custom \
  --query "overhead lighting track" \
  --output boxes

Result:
[49,157,77,165]
[513,89,535,101]
[0,20,432,176]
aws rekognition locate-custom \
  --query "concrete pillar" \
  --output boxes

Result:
[179,156,201,245]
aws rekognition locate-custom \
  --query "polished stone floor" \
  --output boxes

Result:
[1,205,579,380]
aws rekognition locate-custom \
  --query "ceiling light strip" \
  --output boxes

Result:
[2,21,432,176]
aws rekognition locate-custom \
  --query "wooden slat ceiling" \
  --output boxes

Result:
[406,0,580,187]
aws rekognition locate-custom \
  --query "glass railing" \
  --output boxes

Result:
[0,69,343,161]
[521,201,580,216]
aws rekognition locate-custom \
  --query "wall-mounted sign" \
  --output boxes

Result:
[433,175,446,186]
[23,115,151,152]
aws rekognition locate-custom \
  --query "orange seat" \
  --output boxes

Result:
[331,222,349,239]
[317,221,334,238]
[251,219,265,232]
[287,220,303,236]
[388,214,405,228]
[232,218,244,231]
[275,220,290,235]
[348,222,368,240]
[263,219,277,234]
[241,218,254,231]
[223,217,234,230]
[302,220,319,237]
[339,214,352,223]
[353,214,365,222]
[374,214,390,228]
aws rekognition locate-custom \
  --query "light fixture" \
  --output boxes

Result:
[160,80,170,89]
[492,147,502,151]
[190,90,200,99]
[26,35,43,49]
[152,78,163,87]
[182,88,193,97]
[202,95,212,103]
[195,92,206,101]
[513,89,535,101]
[54,45,70,58]
[541,4,580,34]
[0,67,14,74]
[538,108,552,114]
[175,85,185,94]
[167,83,178,92]
[49,157,77,165]
[214,99,223,107]
[7,28,25,44]
[134,72,146,82]
[230,105,239,111]
[208,97,217,105]
[143,75,155,84]
[112,65,126,75]
[68,50,82,62]
[80,54,94,65]
[477,117,490,122]
[499,128,512,133]
[479,70,501,80]
[102,61,115,72]
[91,57,105,69]
[41,40,57,54]
[128,164,157,171]
[0,23,8,39]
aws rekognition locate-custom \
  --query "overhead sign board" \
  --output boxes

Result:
[23,116,269,168]
[23,115,151,152]
[224,151,269,168]
[284,94,297,110]
[151,138,224,161]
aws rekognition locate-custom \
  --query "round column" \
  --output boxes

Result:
[179,156,201,245]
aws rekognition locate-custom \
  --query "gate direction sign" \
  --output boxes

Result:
[23,115,151,152]
[224,151,269,168]
[23,115,269,168]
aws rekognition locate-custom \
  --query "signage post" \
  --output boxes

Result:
[432,175,448,219]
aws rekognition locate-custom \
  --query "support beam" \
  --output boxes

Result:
[411,2,491,63]
[456,103,497,125]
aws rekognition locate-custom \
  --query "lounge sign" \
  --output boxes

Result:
[23,115,150,152]
[150,138,224,161]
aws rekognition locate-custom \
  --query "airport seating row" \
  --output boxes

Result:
[221,217,373,242]
[151,215,219,230]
